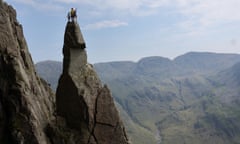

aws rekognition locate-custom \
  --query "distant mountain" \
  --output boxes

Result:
[95,52,240,83]
[35,60,62,90]
[35,52,240,144]
[216,62,240,85]
[210,62,240,105]
[174,52,240,74]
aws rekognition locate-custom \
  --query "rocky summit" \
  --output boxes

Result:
[0,1,130,144]
[55,21,130,144]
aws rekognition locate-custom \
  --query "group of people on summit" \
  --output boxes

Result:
[67,8,77,22]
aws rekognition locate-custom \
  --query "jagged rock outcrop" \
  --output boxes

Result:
[0,1,54,144]
[55,22,130,144]
[0,1,130,143]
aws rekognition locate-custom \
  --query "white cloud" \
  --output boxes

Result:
[55,0,240,22]
[12,0,64,11]
[137,0,240,37]
[53,0,78,3]
[12,0,240,19]
[53,0,168,16]
[84,20,128,30]
[176,0,240,25]
[11,0,240,28]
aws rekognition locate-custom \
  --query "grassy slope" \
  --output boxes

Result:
[94,53,240,144]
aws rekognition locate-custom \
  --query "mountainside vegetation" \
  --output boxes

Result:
[36,52,240,144]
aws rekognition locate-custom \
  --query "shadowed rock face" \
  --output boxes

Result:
[0,1,55,144]
[56,22,130,144]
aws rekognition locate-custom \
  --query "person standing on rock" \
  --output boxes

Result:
[68,8,77,22]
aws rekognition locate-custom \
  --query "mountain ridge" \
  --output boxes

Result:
[36,52,240,85]
[36,52,240,144]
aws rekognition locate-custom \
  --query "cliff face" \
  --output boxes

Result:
[0,1,54,144]
[55,22,130,144]
[0,1,130,144]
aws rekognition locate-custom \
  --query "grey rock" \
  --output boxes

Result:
[0,1,130,143]
[56,22,130,144]
[0,1,55,144]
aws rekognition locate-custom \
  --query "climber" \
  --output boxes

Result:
[69,8,77,22]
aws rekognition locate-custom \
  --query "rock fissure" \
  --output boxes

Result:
[87,88,99,144]
[96,122,116,127]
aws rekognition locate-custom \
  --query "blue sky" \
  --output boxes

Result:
[3,0,240,63]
